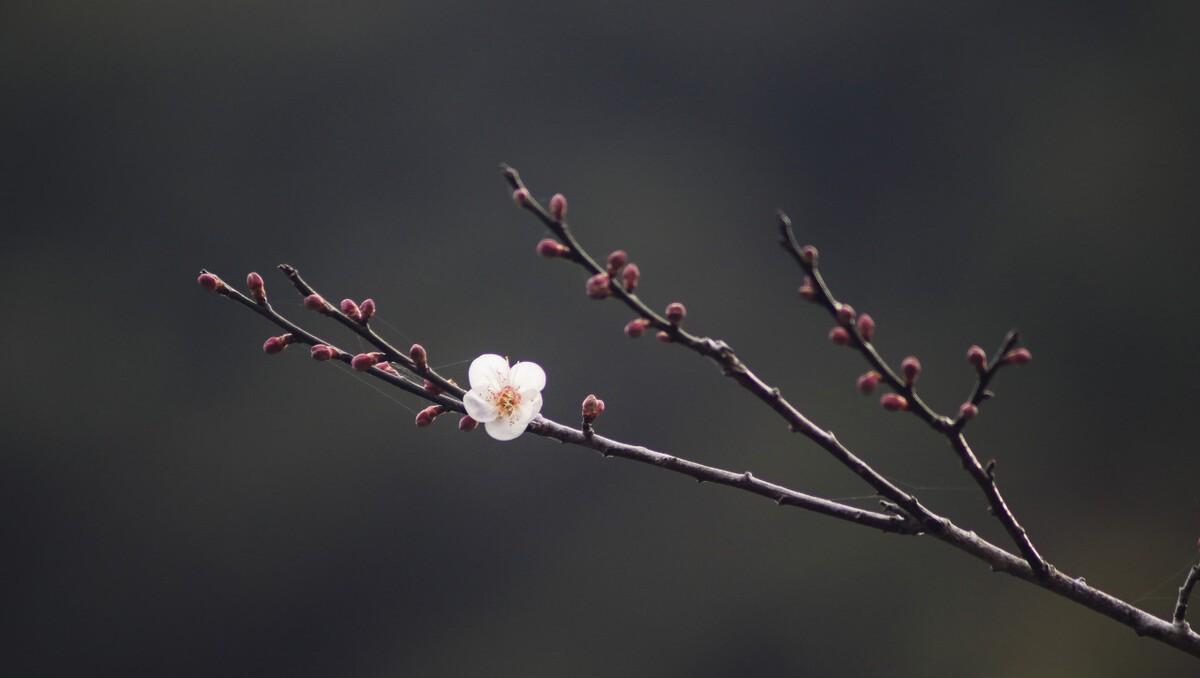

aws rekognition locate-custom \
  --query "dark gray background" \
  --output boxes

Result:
[4,2,1199,676]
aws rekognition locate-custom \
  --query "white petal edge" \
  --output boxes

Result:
[515,389,543,424]
[484,416,531,441]
[509,361,546,393]
[463,390,499,423]
[468,354,510,392]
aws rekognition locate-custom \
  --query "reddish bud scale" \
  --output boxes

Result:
[1003,347,1033,365]
[304,294,329,312]
[582,394,606,423]
[351,352,384,371]
[415,405,444,428]
[665,302,687,325]
[836,304,856,325]
[340,299,363,323]
[310,344,335,361]
[624,318,650,338]
[548,193,568,221]
[880,393,909,412]
[828,326,851,346]
[410,343,428,369]
[537,238,568,258]
[856,371,881,395]
[959,402,979,421]
[197,273,224,292]
[800,245,819,265]
[586,273,611,299]
[901,356,922,384]
[263,334,292,355]
[966,345,987,370]
[376,362,398,375]
[512,187,531,206]
[856,313,875,341]
[359,298,376,323]
[423,378,442,395]
[606,250,628,274]
[246,272,266,302]
[621,263,640,292]
[458,415,478,432]
[798,277,817,301]
[655,330,672,343]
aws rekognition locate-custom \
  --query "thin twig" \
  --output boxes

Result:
[1175,564,1200,626]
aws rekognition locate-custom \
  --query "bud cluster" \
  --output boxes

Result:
[582,393,605,424]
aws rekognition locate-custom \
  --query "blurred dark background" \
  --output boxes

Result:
[4,2,1199,676]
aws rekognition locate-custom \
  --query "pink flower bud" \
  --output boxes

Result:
[340,298,363,323]
[197,272,223,292]
[1003,347,1032,365]
[410,343,428,369]
[586,272,611,299]
[828,326,850,346]
[621,263,640,292]
[665,302,686,325]
[798,277,817,301]
[458,415,478,432]
[304,294,329,312]
[359,298,376,323]
[376,362,398,375]
[415,405,444,427]
[423,378,442,395]
[836,303,855,325]
[800,245,818,265]
[606,249,628,273]
[536,238,568,258]
[624,318,650,338]
[512,187,531,206]
[351,352,384,371]
[262,334,292,354]
[246,272,266,302]
[582,394,606,423]
[880,393,909,412]
[959,402,979,421]
[856,371,881,395]
[856,313,875,341]
[548,193,568,220]
[656,330,672,343]
[967,345,987,370]
[310,344,335,361]
[901,356,922,384]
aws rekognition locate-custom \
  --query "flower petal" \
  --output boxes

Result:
[468,353,510,391]
[463,390,499,423]
[515,389,543,424]
[509,361,546,393]
[484,415,532,441]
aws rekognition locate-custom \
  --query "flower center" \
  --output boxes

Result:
[492,385,521,417]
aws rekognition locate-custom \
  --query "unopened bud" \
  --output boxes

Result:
[304,294,329,312]
[310,344,335,361]
[262,334,293,355]
[1003,347,1032,365]
[836,303,856,325]
[458,415,478,432]
[410,343,428,369]
[548,193,568,220]
[537,238,568,258]
[423,378,442,395]
[967,345,987,370]
[621,263,640,292]
[798,276,817,301]
[901,356,922,384]
[359,298,376,323]
[586,272,611,299]
[415,405,444,427]
[582,394,606,423]
[828,326,851,346]
[880,393,909,412]
[800,245,818,265]
[246,272,266,302]
[376,362,398,375]
[656,330,672,343]
[856,313,875,341]
[606,250,628,273]
[351,352,384,371]
[856,371,882,395]
[340,298,363,323]
[512,187,531,206]
[959,402,979,421]
[624,318,650,338]
[665,302,686,325]
[197,272,223,292]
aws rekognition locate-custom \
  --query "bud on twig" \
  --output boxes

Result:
[1003,347,1032,365]
[624,318,650,338]
[359,298,376,323]
[798,276,817,301]
[410,343,428,370]
[967,345,987,371]
[548,193,568,221]
[246,272,266,303]
[656,330,672,343]
[621,263,640,292]
[197,272,224,292]
[828,326,850,346]
[836,303,856,325]
[856,371,881,395]
[423,378,441,395]
[856,313,875,341]
[880,393,909,411]
[351,352,384,371]
[665,302,686,325]
[606,250,628,273]
[901,356,922,385]
[800,245,818,265]
[586,272,611,299]
[512,187,531,206]
[340,298,363,323]
[304,294,330,313]
[310,344,335,361]
[537,238,569,258]
[959,402,979,421]
[262,334,293,354]
[582,394,605,423]
[415,405,444,427]
[458,415,478,432]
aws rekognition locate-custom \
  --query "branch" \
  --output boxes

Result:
[1176,564,1200,626]
[776,211,1049,579]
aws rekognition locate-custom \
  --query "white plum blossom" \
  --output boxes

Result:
[462,354,545,441]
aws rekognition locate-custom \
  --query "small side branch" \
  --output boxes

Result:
[1175,564,1200,626]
